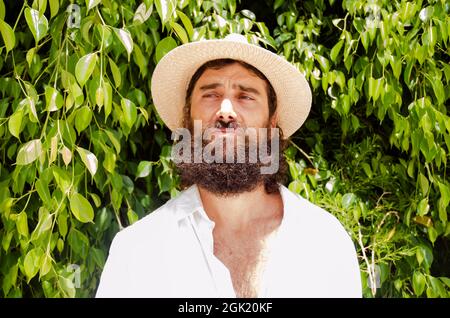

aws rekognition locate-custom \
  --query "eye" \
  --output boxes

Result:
[202,93,219,99]
[239,94,254,101]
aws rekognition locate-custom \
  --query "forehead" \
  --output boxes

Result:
[194,63,267,88]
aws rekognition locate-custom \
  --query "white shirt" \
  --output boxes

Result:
[96,184,362,298]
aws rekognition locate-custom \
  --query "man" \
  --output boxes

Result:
[96,34,362,298]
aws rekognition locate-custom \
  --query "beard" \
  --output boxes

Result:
[174,120,287,197]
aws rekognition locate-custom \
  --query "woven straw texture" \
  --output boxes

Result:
[151,38,312,138]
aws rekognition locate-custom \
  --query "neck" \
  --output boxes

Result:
[197,183,283,232]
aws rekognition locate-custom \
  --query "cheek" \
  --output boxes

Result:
[239,107,270,127]
[190,99,216,121]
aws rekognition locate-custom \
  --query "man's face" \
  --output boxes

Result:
[174,61,284,197]
[190,62,273,134]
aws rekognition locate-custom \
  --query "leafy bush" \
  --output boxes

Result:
[0,0,448,297]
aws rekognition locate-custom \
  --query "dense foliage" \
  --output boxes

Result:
[0,0,448,297]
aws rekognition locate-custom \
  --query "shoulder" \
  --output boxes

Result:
[279,186,362,297]
[112,186,198,245]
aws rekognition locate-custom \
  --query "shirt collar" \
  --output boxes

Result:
[173,183,297,225]
[173,184,211,223]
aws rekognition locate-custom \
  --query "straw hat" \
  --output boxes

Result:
[150,34,312,138]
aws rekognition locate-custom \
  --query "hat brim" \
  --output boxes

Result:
[150,39,312,138]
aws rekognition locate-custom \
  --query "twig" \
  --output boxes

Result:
[289,140,314,166]
[357,223,377,297]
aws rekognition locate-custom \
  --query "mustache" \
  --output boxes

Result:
[206,119,243,130]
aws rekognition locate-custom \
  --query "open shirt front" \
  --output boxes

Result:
[96,184,362,298]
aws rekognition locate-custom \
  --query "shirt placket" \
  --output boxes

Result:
[189,210,236,298]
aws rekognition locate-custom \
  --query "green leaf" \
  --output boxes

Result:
[417,198,429,216]
[76,146,98,177]
[102,149,116,173]
[155,0,174,25]
[440,277,450,289]
[24,247,43,283]
[214,13,227,32]
[0,19,15,52]
[105,130,121,154]
[95,85,104,107]
[390,57,402,80]
[86,0,102,12]
[45,86,64,112]
[136,161,153,179]
[114,28,133,60]
[132,44,149,77]
[16,139,42,165]
[58,276,75,298]
[31,207,53,241]
[24,8,48,43]
[361,31,369,52]
[49,135,58,165]
[157,172,172,194]
[419,6,433,23]
[90,193,101,208]
[49,0,59,19]
[40,252,52,277]
[75,106,93,134]
[315,54,330,72]
[8,109,23,139]
[429,276,446,298]
[368,77,382,102]
[417,244,434,270]
[176,10,193,40]
[16,211,29,237]
[35,179,51,205]
[127,208,139,225]
[438,197,448,223]
[90,247,106,267]
[121,98,137,128]
[3,263,18,296]
[33,0,48,14]
[58,211,68,238]
[103,81,113,120]
[361,162,373,178]
[0,0,4,20]
[342,193,357,209]
[430,78,445,105]
[273,0,284,10]
[75,53,97,87]
[422,26,437,47]
[330,40,343,62]
[67,228,90,259]
[108,57,121,88]
[428,227,438,244]
[170,21,188,44]
[155,36,177,63]
[341,94,350,115]
[52,167,71,194]
[412,271,426,296]
[419,173,429,195]
[133,2,153,25]
[60,146,72,166]
[68,82,84,108]
[69,192,94,223]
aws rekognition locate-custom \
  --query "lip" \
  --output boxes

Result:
[213,127,236,134]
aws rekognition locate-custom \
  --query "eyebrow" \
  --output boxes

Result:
[199,83,261,95]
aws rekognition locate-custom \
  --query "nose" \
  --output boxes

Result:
[216,99,237,122]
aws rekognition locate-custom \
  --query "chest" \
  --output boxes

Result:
[213,234,272,298]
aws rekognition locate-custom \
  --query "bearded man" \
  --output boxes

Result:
[96,34,362,298]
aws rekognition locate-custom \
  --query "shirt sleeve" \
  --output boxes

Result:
[95,231,132,298]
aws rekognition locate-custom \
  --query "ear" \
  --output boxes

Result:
[270,113,278,128]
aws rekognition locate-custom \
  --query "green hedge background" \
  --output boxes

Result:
[0,0,448,298]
